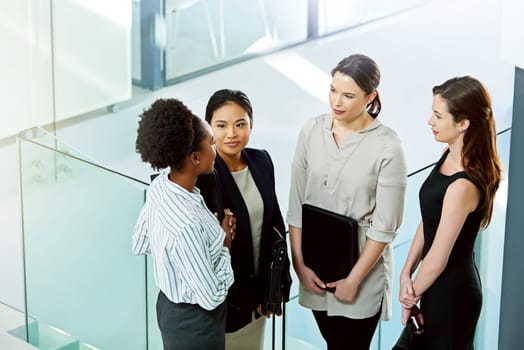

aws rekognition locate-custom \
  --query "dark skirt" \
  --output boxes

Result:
[412,259,482,349]
[156,291,227,350]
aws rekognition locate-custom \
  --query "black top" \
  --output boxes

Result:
[419,149,483,263]
[413,149,484,349]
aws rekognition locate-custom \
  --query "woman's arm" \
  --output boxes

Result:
[399,221,424,309]
[327,238,387,302]
[132,194,152,255]
[411,179,481,296]
[174,221,234,311]
[289,224,326,293]
[287,121,327,294]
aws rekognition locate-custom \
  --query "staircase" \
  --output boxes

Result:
[1,304,97,350]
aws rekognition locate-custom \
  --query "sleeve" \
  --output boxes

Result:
[132,190,152,255]
[173,221,234,311]
[367,135,408,243]
[286,121,312,228]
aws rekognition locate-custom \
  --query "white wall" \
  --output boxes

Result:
[501,0,524,69]
[0,0,132,310]
[52,0,132,120]
[0,0,53,311]
[0,0,52,139]
[0,0,132,139]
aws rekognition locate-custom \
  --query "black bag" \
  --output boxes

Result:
[392,325,413,350]
[263,227,291,316]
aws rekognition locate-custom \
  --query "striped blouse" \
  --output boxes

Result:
[132,170,234,311]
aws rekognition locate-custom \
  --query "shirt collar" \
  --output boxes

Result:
[159,169,203,205]
[323,113,382,133]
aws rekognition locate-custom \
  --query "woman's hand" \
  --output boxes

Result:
[327,277,359,303]
[221,209,236,248]
[401,306,412,326]
[296,263,326,294]
[399,273,420,309]
[256,304,272,318]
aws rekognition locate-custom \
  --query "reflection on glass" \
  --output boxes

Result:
[318,0,430,36]
[164,0,308,80]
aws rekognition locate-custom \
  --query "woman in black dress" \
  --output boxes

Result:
[398,76,502,349]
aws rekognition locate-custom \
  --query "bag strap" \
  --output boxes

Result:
[272,226,284,240]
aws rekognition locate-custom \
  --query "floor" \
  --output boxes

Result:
[0,303,38,350]
[0,0,515,348]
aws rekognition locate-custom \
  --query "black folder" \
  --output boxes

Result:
[301,204,359,292]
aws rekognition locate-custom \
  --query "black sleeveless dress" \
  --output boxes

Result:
[412,150,483,350]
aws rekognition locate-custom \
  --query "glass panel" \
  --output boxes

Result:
[285,295,323,349]
[147,256,162,350]
[164,0,308,80]
[19,128,148,349]
[318,0,430,36]
[18,127,96,163]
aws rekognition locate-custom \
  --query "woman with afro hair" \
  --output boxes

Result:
[132,98,235,350]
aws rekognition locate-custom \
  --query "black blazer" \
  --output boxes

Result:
[214,148,290,332]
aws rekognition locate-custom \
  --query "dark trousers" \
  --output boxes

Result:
[312,310,381,350]
[156,291,227,350]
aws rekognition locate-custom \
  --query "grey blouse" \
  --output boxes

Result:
[287,114,407,320]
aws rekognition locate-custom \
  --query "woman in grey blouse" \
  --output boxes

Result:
[287,54,407,349]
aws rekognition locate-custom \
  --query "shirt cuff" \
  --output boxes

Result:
[365,227,397,243]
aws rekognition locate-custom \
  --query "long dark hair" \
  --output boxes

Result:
[433,76,502,227]
[331,54,382,118]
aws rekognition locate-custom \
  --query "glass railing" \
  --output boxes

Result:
[15,127,289,350]
[15,127,509,349]
[17,127,149,349]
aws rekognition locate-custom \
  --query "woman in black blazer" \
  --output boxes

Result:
[204,89,291,350]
